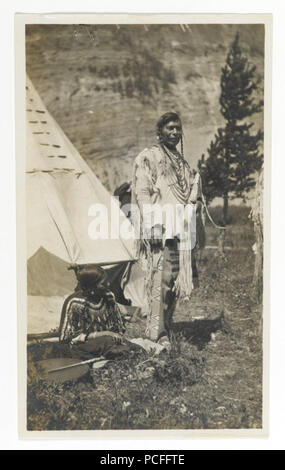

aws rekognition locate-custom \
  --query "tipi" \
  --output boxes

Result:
[26,76,136,332]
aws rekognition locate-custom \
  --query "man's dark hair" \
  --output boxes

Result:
[156,112,181,136]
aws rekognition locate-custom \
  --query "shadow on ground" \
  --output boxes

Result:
[170,314,227,350]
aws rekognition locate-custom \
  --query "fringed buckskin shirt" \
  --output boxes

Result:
[131,144,202,300]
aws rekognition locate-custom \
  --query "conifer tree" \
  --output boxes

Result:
[198,32,263,224]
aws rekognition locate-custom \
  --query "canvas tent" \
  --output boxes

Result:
[26,76,137,332]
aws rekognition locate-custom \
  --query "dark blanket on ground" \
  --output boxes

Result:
[28,334,144,363]
[71,335,142,360]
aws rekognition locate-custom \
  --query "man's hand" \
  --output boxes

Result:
[150,224,164,253]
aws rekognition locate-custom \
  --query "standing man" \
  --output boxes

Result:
[131,112,202,341]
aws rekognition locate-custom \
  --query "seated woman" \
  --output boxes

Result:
[59,265,125,343]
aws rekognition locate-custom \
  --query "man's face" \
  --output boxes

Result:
[160,120,182,149]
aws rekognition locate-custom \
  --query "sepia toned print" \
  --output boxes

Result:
[17,14,271,437]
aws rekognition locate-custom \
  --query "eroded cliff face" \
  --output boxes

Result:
[26,24,264,193]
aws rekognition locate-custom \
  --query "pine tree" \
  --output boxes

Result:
[198,32,263,225]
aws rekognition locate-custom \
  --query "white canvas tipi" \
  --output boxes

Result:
[26,76,136,331]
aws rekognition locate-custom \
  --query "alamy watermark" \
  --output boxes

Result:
[88,196,196,250]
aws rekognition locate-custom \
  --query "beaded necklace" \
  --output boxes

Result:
[160,144,191,205]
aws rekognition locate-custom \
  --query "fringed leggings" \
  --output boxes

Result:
[146,239,180,341]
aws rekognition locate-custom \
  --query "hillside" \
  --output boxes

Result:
[26,24,264,193]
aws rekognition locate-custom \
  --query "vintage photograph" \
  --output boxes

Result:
[18,15,270,434]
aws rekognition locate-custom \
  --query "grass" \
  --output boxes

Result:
[27,209,263,430]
